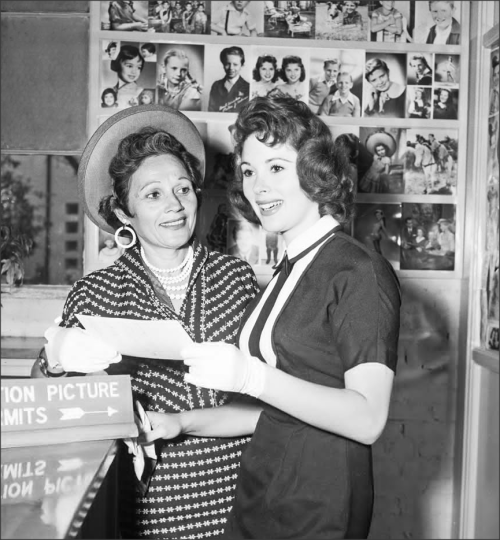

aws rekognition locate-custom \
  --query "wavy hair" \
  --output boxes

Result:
[252,55,279,83]
[229,95,354,225]
[99,128,203,231]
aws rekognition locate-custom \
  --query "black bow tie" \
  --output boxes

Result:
[273,225,343,277]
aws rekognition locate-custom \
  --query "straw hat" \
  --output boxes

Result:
[78,104,205,234]
[365,130,397,157]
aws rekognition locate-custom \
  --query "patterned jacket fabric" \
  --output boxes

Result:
[61,239,259,539]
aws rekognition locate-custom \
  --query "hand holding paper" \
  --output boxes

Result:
[45,324,122,373]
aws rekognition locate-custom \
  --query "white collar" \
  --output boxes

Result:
[285,215,340,260]
[332,91,354,104]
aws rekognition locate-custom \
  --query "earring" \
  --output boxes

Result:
[115,224,137,249]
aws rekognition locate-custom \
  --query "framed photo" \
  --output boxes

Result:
[100,1,149,32]
[315,0,369,42]
[400,203,456,271]
[353,203,402,270]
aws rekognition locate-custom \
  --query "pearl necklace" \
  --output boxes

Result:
[141,247,194,299]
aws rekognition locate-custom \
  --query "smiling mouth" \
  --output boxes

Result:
[259,201,283,212]
[160,218,186,228]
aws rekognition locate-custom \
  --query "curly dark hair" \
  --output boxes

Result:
[252,55,280,83]
[99,127,203,231]
[228,95,354,225]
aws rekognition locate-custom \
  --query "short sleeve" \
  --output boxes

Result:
[330,253,401,373]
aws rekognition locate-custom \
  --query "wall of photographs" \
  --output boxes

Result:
[89,0,469,284]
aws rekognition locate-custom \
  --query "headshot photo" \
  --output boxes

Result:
[407,53,434,86]
[400,203,456,271]
[368,1,413,43]
[102,40,119,60]
[402,129,458,195]
[268,53,310,103]
[432,87,459,120]
[250,50,282,99]
[139,42,157,62]
[413,0,461,45]
[99,41,156,109]
[205,44,252,112]
[156,43,204,111]
[309,49,364,115]
[363,53,407,118]
[358,128,404,194]
[101,0,149,31]
[315,0,369,41]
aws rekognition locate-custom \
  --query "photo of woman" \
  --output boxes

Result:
[406,86,432,119]
[432,87,459,120]
[250,53,281,99]
[269,53,309,103]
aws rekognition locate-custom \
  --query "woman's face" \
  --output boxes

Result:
[439,90,450,103]
[165,56,189,86]
[259,61,275,82]
[412,59,426,76]
[284,62,301,84]
[429,2,454,29]
[343,1,357,13]
[240,134,320,244]
[367,68,390,91]
[415,88,423,98]
[119,55,143,83]
[140,93,153,105]
[375,144,387,156]
[117,154,198,252]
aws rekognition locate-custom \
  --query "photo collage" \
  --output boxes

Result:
[96,1,465,275]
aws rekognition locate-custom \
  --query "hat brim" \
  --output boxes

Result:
[365,131,397,158]
[78,104,205,234]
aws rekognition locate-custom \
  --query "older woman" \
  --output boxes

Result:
[32,105,259,539]
[142,95,401,539]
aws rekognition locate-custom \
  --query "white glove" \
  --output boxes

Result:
[182,342,267,398]
[44,321,121,373]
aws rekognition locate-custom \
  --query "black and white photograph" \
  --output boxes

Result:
[210,0,264,37]
[148,0,211,34]
[413,0,462,45]
[265,47,311,104]
[309,49,364,117]
[400,203,456,270]
[100,0,149,31]
[315,0,369,41]
[434,53,460,86]
[357,127,404,194]
[99,40,157,109]
[368,1,413,43]
[353,202,402,268]
[402,128,458,195]
[156,43,204,111]
[432,86,459,120]
[264,1,316,39]
[363,52,407,118]
[407,52,434,85]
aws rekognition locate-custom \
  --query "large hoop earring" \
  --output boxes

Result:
[115,225,137,249]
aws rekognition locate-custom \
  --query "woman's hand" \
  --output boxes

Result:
[45,325,121,373]
[182,343,267,398]
[139,411,183,444]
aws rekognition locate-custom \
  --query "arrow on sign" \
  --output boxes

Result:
[59,407,118,420]
[58,458,84,472]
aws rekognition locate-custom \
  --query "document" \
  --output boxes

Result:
[76,315,193,360]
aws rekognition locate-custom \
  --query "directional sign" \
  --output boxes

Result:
[1,375,138,448]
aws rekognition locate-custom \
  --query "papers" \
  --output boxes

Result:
[76,315,193,360]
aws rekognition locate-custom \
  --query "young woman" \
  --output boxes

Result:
[142,95,401,539]
[251,54,280,98]
[364,57,406,118]
[269,55,307,101]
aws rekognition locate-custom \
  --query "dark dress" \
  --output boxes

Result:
[208,76,250,112]
[60,239,259,538]
[222,218,401,539]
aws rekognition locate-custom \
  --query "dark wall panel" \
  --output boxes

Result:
[1,14,89,152]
